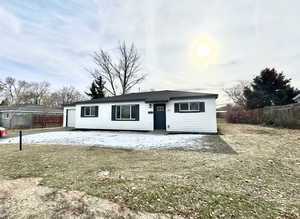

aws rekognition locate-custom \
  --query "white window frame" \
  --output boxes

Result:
[179,102,202,112]
[83,106,97,117]
[116,105,135,120]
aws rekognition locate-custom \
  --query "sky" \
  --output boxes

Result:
[0,0,300,105]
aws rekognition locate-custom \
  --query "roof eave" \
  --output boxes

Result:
[73,98,146,105]
[170,94,218,100]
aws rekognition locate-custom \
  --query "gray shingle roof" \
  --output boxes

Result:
[74,90,218,105]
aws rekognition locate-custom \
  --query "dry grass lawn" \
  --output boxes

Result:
[0,122,299,218]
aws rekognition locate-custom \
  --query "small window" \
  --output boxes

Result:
[156,106,165,112]
[81,106,98,117]
[176,102,205,113]
[2,113,9,119]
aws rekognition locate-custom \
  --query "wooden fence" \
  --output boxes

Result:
[32,115,63,128]
[263,103,300,128]
[226,103,300,128]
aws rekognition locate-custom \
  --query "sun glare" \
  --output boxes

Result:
[189,35,218,67]
[196,44,212,58]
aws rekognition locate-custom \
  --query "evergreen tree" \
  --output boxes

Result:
[86,76,105,99]
[244,68,300,109]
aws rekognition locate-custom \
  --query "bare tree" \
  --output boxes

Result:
[27,81,50,105]
[0,77,51,105]
[89,41,146,96]
[45,86,84,107]
[224,81,249,109]
[1,77,32,104]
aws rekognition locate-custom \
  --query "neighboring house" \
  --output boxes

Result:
[293,94,300,103]
[63,90,218,133]
[0,104,63,129]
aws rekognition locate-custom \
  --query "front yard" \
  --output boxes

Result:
[0,122,299,218]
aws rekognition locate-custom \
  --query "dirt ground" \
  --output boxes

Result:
[0,177,181,219]
[0,122,299,218]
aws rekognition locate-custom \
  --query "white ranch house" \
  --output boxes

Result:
[63,90,218,133]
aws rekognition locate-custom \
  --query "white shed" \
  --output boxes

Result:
[63,90,218,133]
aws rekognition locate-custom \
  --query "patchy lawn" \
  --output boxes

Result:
[0,122,299,218]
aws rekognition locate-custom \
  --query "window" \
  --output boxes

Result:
[190,102,200,111]
[113,104,139,121]
[156,106,165,112]
[175,102,205,113]
[81,106,98,117]
[116,105,132,120]
[2,113,9,119]
[179,103,189,111]
[121,105,130,119]
[116,105,133,120]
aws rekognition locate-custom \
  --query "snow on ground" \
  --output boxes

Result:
[0,131,204,150]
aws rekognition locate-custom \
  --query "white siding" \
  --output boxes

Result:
[74,101,153,131]
[63,98,217,133]
[165,98,217,133]
[63,106,76,127]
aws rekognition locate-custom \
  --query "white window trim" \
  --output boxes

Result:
[179,102,201,112]
[115,105,135,120]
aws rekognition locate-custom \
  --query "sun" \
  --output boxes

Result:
[196,44,212,58]
[189,35,218,66]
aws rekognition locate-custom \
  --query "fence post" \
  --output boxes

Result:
[19,130,22,151]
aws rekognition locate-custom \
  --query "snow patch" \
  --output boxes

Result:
[0,131,204,150]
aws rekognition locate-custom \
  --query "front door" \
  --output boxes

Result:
[154,104,166,130]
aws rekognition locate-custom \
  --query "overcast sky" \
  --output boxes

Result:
[0,0,299,105]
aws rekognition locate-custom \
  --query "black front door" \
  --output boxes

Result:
[154,104,166,130]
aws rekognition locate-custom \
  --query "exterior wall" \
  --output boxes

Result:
[63,106,76,127]
[165,98,217,133]
[0,112,32,129]
[0,111,63,129]
[0,112,12,128]
[74,101,153,131]
[64,98,217,133]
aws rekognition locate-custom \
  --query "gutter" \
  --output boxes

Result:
[68,95,218,106]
